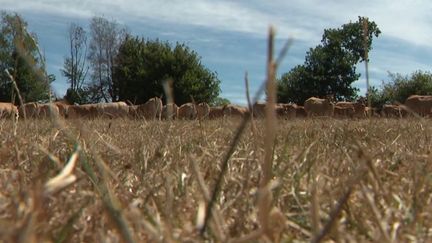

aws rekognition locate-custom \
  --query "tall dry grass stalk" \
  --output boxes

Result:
[310,173,320,237]
[163,79,175,120]
[5,69,21,135]
[362,18,372,118]
[258,26,277,237]
[190,155,226,241]
[225,27,293,242]
[244,72,256,134]
[199,48,274,238]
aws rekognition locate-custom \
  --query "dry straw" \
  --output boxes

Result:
[200,26,293,241]
[362,18,371,117]
[258,26,277,238]
[44,147,79,195]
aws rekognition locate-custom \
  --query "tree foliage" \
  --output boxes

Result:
[0,11,51,103]
[368,70,432,107]
[277,16,381,104]
[212,97,230,106]
[113,35,221,105]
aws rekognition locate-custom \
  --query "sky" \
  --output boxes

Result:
[2,0,431,105]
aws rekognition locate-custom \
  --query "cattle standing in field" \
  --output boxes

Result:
[98,102,129,119]
[365,107,380,117]
[178,103,197,120]
[276,103,296,119]
[252,102,266,118]
[294,105,307,118]
[222,104,248,118]
[0,102,18,119]
[128,105,138,119]
[333,105,355,118]
[252,102,296,119]
[209,106,225,119]
[19,102,66,119]
[38,103,60,119]
[66,104,99,119]
[54,100,71,118]
[162,103,179,120]
[19,102,39,119]
[335,101,366,118]
[134,97,163,120]
[404,95,432,117]
[196,102,210,120]
[381,104,407,118]
[304,97,334,117]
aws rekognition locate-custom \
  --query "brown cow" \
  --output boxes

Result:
[196,102,210,120]
[365,107,380,117]
[0,102,18,119]
[98,102,129,119]
[304,97,334,117]
[335,101,366,118]
[252,102,266,118]
[128,105,138,119]
[276,103,296,119]
[135,97,163,120]
[381,104,407,118]
[162,103,179,120]
[252,102,296,119]
[222,104,248,118]
[38,103,61,119]
[54,100,71,118]
[178,103,197,120]
[209,106,225,119]
[66,104,99,119]
[404,95,432,117]
[333,105,355,118]
[294,105,307,118]
[19,102,39,119]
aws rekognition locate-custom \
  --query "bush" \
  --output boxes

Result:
[369,70,432,107]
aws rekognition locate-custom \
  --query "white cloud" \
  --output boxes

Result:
[4,0,431,47]
[302,0,432,47]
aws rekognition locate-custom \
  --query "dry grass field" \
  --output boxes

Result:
[1,117,432,242]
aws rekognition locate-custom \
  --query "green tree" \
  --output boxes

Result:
[277,65,311,104]
[367,86,388,108]
[113,35,220,105]
[0,11,51,104]
[212,97,230,106]
[278,16,381,104]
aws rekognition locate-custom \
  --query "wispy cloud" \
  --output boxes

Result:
[5,0,431,48]
[7,0,431,48]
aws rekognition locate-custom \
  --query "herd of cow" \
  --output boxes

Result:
[0,95,430,121]
[302,95,432,118]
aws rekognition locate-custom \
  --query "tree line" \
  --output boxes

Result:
[0,11,430,107]
[62,16,222,106]
[0,12,223,106]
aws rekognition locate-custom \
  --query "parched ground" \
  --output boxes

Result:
[1,117,432,242]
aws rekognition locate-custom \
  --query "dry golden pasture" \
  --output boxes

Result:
[1,117,432,242]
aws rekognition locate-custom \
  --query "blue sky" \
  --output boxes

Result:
[2,0,432,104]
